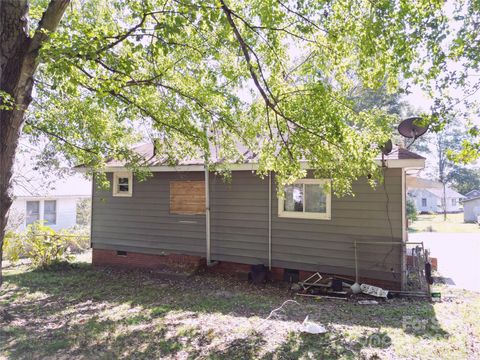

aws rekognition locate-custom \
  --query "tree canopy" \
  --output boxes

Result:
[3,0,480,195]
[18,0,458,195]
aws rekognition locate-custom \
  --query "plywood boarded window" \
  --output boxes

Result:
[170,181,205,214]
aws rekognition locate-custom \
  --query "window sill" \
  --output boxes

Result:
[278,212,331,220]
[112,192,132,197]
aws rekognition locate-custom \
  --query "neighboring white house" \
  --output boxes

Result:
[8,175,91,232]
[463,196,480,223]
[407,176,465,213]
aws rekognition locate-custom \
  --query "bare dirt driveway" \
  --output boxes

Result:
[409,232,480,292]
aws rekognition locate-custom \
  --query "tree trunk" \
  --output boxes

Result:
[0,0,70,287]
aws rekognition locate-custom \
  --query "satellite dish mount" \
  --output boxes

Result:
[397,117,429,148]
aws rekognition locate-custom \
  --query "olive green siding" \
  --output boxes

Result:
[92,172,206,256]
[92,169,403,282]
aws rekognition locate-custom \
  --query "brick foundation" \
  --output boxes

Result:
[92,248,401,290]
[92,249,205,270]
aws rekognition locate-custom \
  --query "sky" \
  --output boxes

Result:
[12,139,91,198]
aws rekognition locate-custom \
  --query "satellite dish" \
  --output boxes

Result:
[380,139,393,155]
[398,117,429,139]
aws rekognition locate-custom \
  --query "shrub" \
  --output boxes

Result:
[1,222,88,268]
[407,199,418,222]
[58,225,90,253]
[3,231,23,263]
[21,223,74,268]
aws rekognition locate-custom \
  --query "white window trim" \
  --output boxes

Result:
[278,179,331,220]
[113,172,133,197]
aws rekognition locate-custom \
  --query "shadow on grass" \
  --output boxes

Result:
[0,262,450,359]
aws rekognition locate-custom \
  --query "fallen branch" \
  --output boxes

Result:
[265,299,300,321]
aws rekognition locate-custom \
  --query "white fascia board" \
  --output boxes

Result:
[77,158,425,173]
[375,158,425,169]
[90,163,259,172]
[14,194,91,200]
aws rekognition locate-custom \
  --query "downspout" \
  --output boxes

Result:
[89,172,95,249]
[268,171,272,270]
[205,164,211,264]
[401,168,407,291]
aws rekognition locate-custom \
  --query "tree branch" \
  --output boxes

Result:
[25,120,98,154]
[219,0,340,149]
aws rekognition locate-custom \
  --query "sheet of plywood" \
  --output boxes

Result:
[170,181,205,214]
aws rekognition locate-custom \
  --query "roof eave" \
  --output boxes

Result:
[76,158,426,173]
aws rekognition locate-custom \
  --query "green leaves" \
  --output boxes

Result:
[26,0,465,193]
[0,90,14,111]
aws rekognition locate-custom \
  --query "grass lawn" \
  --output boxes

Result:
[409,213,480,233]
[1,261,480,359]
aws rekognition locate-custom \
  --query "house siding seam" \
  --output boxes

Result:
[91,169,403,284]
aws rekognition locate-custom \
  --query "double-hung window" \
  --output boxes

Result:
[113,172,133,197]
[26,201,40,225]
[278,179,331,220]
[44,200,57,225]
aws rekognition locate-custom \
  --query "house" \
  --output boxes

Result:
[84,144,425,290]
[465,189,480,199]
[8,174,91,232]
[87,145,426,289]
[463,196,480,223]
[407,177,464,213]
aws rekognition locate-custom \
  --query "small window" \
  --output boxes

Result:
[26,201,40,225]
[422,198,427,207]
[170,181,205,215]
[44,200,57,225]
[278,179,331,220]
[113,172,133,197]
[451,198,457,206]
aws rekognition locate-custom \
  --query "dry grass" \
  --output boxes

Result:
[1,260,479,359]
[409,213,480,233]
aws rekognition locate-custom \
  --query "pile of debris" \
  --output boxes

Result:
[291,272,432,304]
